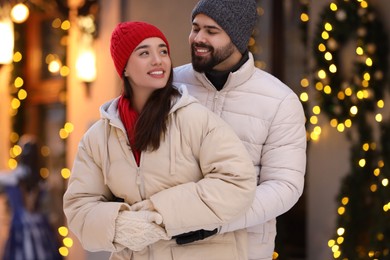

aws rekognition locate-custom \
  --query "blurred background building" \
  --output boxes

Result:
[0,0,389,259]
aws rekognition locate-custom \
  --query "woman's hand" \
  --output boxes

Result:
[131,199,155,211]
[114,210,170,251]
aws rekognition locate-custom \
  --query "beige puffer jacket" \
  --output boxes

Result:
[63,85,256,260]
[174,53,307,260]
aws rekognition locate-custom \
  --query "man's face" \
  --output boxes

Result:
[189,14,241,72]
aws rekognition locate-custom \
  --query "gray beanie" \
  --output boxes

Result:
[191,0,257,54]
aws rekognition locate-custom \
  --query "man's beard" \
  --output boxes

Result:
[191,42,236,72]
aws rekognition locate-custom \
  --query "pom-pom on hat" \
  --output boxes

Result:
[110,21,170,77]
[191,0,257,54]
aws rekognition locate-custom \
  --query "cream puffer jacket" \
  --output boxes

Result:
[174,53,307,260]
[63,85,257,260]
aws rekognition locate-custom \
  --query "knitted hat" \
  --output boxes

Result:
[110,21,170,77]
[191,0,257,54]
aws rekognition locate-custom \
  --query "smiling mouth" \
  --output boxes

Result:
[149,71,164,75]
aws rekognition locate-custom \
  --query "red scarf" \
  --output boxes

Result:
[118,95,141,166]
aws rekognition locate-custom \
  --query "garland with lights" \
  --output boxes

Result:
[312,0,389,259]
[313,0,388,128]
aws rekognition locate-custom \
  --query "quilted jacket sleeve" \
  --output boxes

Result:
[220,92,307,233]
[150,105,257,237]
[63,122,130,252]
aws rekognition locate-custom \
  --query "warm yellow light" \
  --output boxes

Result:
[337,206,345,215]
[330,119,338,127]
[8,158,18,169]
[48,59,61,73]
[370,184,377,192]
[310,116,318,124]
[382,178,388,187]
[61,168,71,179]
[61,20,71,30]
[60,66,70,77]
[341,197,349,205]
[337,91,345,100]
[373,168,380,177]
[318,43,326,52]
[336,237,344,244]
[378,160,384,168]
[336,123,345,132]
[321,31,329,40]
[59,247,69,257]
[0,18,14,64]
[300,78,309,87]
[14,77,24,88]
[59,129,69,139]
[63,237,73,247]
[344,119,352,128]
[64,122,75,133]
[365,57,373,66]
[375,113,383,122]
[360,1,368,8]
[17,89,27,100]
[58,226,69,237]
[330,3,338,11]
[325,52,333,61]
[356,47,364,55]
[300,92,309,102]
[328,239,336,247]
[52,18,62,29]
[300,13,309,22]
[324,85,332,94]
[76,50,97,82]
[11,3,30,24]
[329,64,337,73]
[13,51,22,62]
[363,72,370,81]
[324,22,333,31]
[313,126,322,135]
[315,82,324,91]
[313,106,321,115]
[337,228,345,236]
[11,98,21,109]
[40,168,50,179]
[11,145,22,157]
[357,90,364,99]
[359,159,366,167]
[345,88,352,96]
[349,106,358,115]
[377,100,384,108]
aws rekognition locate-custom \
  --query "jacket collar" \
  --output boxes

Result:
[193,52,255,91]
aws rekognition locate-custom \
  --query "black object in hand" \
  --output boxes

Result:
[173,228,218,245]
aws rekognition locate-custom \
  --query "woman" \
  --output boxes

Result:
[63,21,256,260]
[0,135,62,260]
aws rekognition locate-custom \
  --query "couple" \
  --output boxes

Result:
[63,0,307,259]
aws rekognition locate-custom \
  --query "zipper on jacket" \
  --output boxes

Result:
[135,166,146,199]
[213,92,220,112]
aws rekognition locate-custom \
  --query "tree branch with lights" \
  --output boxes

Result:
[311,0,389,258]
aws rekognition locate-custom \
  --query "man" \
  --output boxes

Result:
[173,0,307,259]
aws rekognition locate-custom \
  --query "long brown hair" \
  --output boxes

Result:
[122,67,179,151]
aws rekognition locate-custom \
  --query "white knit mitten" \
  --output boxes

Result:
[114,210,170,251]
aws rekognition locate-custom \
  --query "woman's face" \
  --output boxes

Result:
[124,37,171,95]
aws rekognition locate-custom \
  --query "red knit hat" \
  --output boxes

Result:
[110,21,170,78]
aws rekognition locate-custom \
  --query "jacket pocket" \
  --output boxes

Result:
[171,243,238,260]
